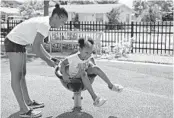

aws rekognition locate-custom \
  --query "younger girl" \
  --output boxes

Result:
[60,37,124,107]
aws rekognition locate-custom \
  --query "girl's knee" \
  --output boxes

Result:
[88,66,101,74]
[81,71,87,78]
[11,70,26,79]
[93,66,100,71]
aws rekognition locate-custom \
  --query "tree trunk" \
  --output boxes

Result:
[44,0,49,16]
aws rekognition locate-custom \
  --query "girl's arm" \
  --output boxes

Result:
[60,58,71,82]
[90,56,96,65]
[60,58,69,74]
[32,32,55,67]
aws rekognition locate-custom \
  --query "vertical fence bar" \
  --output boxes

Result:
[124,22,126,41]
[7,19,9,34]
[165,22,167,54]
[157,22,159,54]
[142,22,144,54]
[131,22,134,53]
[144,22,147,53]
[146,22,149,54]
[148,22,151,54]
[117,23,119,46]
[101,22,104,47]
[111,23,114,49]
[135,22,138,53]
[139,22,140,53]
[140,22,142,53]
[81,21,83,31]
[70,21,72,31]
[153,22,155,54]
[169,22,171,55]
[120,22,123,46]
[161,22,163,54]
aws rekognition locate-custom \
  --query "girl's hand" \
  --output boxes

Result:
[63,74,71,83]
[46,59,56,67]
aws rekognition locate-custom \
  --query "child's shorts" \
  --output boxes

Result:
[4,38,26,53]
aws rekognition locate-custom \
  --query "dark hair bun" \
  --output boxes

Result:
[78,38,85,48]
[55,3,60,9]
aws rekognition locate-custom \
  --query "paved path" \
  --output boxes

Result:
[1,58,173,118]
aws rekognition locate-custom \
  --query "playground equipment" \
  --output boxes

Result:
[49,31,103,112]
[52,58,97,112]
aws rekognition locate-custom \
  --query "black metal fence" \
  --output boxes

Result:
[1,20,173,55]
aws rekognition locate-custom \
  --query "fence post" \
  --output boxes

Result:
[131,21,134,53]
[70,21,72,31]
[7,19,10,34]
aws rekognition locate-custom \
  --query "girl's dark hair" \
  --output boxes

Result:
[78,37,94,49]
[51,3,68,18]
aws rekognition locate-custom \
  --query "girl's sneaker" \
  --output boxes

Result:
[93,97,107,107]
[28,100,44,109]
[110,84,124,92]
[19,109,42,118]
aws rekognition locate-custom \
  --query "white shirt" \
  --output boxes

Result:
[67,52,92,78]
[7,16,50,45]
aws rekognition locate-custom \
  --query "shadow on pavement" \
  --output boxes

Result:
[8,111,43,118]
[108,116,117,118]
[8,111,20,118]
[55,111,93,118]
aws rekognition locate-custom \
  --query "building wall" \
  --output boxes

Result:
[68,6,133,23]
[79,13,96,21]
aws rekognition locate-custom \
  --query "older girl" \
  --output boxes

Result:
[4,4,68,117]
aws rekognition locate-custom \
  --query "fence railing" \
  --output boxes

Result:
[1,20,173,55]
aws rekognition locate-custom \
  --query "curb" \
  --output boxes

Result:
[1,53,173,65]
[116,59,173,65]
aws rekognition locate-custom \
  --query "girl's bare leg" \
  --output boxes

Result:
[80,71,97,101]
[87,66,113,89]
[20,53,32,105]
[8,53,30,112]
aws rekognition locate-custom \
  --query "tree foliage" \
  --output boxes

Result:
[19,0,43,18]
[106,8,121,29]
[1,0,22,7]
[133,0,173,22]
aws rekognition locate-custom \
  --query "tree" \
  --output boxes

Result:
[141,4,161,22]
[1,0,22,8]
[133,0,148,17]
[106,8,121,30]
[72,13,80,29]
[44,0,49,16]
[133,0,173,22]
[19,0,43,18]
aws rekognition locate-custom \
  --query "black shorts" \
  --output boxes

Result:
[4,38,26,53]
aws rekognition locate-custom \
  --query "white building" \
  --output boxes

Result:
[0,7,20,21]
[48,4,135,23]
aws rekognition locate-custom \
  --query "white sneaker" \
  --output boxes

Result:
[93,97,107,107]
[111,84,124,92]
[19,109,42,118]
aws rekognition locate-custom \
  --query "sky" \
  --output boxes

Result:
[14,0,134,8]
[119,0,134,8]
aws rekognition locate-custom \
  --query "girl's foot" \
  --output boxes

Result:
[19,109,42,118]
[28,100,44,109]
[109,84,124,92]
[93,97,107,107]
